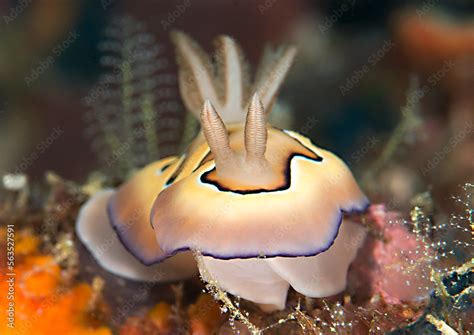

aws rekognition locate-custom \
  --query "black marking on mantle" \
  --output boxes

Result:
[200,153,323,195]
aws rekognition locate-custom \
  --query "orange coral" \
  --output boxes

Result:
[15,230,40,257]
[0,229,111,335]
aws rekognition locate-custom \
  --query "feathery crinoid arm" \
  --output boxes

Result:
[171,31,296,124]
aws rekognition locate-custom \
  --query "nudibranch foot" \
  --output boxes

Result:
[197,219,366,311]
[199,256,290,312]
[266,219,367,298]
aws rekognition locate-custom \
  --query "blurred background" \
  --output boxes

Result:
[0,0,472,207]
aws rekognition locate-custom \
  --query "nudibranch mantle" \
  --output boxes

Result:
[151,125,368,259]
[76,31,369,311]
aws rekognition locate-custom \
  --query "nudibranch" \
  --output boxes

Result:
[76,31,369,311]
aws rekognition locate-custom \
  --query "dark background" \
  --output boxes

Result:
[0,0,472,204]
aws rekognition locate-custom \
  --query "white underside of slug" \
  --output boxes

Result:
[198,219,367,312]
[76,189,197,282]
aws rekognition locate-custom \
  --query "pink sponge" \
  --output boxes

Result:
[349,204,433,304]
